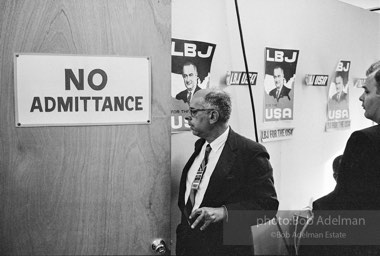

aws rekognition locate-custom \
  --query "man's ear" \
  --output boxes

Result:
[209,110,219,124]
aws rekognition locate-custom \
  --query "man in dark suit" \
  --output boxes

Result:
[176,61,202,104]
[301,61,380,256]
[312,155,342,211]
[335,61,380,209]
[315,60,380,210]
[176,89,279,256]
[269,66,291,102]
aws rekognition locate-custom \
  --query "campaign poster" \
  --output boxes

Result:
[226,71,258,86]
[325,60,351,131]
[305,74,329,86]
[171,38,216,133]
[263,47,299,122]
[261,127,295,143]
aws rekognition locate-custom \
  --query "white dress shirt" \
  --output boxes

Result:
[184,127,230,211]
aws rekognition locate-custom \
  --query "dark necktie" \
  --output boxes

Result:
[187,91,192,104]
[184,144,212,219]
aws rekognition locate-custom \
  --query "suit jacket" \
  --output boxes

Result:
[312,125,380,210]
[176,128,279,256]
[312,191,336,211]
[269,86,291,102]
[334,124,380,209]
[302,125,380,256]
[331,91,348,103]
[176,86,201,104]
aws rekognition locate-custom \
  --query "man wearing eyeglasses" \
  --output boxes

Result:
[176,89,279,256]
[175,61,202,104]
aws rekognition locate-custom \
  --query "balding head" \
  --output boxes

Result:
[193,89,232,123]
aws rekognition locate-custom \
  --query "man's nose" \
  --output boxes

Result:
[185,115,191,121]
[359,93,364,101]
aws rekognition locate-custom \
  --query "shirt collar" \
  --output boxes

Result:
[208,126,229,153]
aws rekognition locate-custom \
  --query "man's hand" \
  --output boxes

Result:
[189,206,226,231]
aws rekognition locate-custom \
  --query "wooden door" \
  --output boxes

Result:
[0,0,171,255]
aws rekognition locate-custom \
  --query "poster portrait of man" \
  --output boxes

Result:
[171,38,216,133]
[326,60,351,131]
[263,47,299,122]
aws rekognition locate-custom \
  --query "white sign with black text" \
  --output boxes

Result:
[14,54,151,127]
[261,128,295,142]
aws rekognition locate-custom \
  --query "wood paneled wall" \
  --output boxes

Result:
[0,1,171,255]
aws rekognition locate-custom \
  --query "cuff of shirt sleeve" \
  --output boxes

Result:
[222,205,228,222]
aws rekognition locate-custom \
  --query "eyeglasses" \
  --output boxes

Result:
[189,108,215,117]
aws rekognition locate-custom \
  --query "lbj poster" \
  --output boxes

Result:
[325,60,351,131]
[171,38,216,133]
[264,47,299,122]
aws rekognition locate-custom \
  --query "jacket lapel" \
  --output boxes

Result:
[201,128,238,206]
[178,138,205,209]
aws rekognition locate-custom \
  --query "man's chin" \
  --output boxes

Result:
[190,129,199,136]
